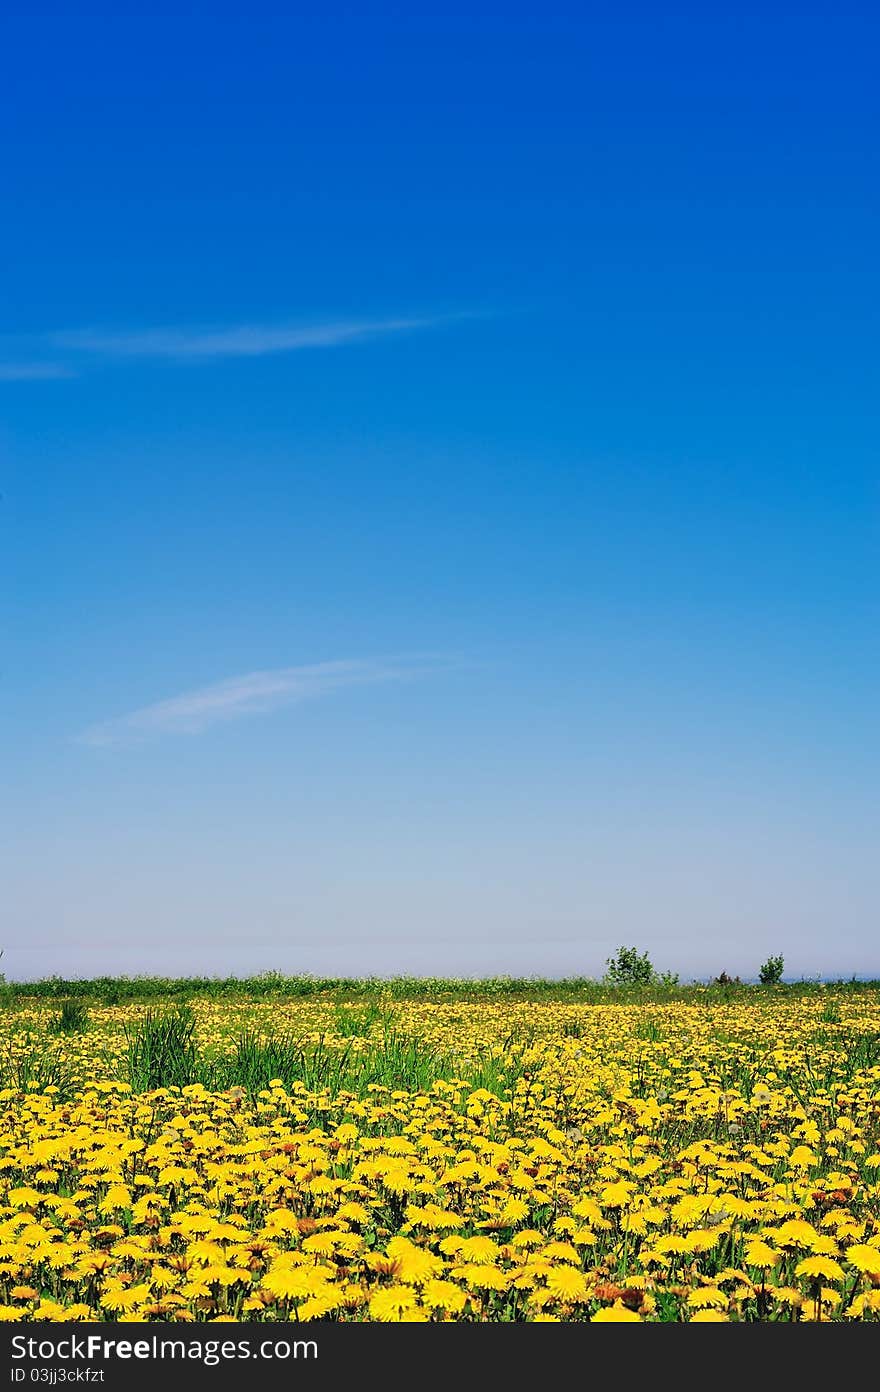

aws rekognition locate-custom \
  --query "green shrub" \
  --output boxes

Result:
[759,954,785,986]
[604,946,655,987]
[604,947,678,989]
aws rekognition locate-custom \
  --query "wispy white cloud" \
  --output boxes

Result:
[0,362,75,381]
[51,315,450,361]
[78,656,448,747]
[0,313,462,380]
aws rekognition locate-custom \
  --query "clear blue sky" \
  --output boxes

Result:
[1,4,877,980]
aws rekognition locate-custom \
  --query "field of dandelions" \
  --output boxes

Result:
[1,983,879,1322]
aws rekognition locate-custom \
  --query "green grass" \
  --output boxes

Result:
[49,1000,90,1034]
[333,1000,395,1036]
[0,1034,74,1094]
[2,978,878,1106]
[118,1016,467,1100]
[123,1006,199,1091]
[114,1007,529,1102]
[3,972,878,1007]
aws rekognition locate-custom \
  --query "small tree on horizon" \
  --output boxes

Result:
[713,971,741,986]
[759,953,785,985]
[604,945,656,988]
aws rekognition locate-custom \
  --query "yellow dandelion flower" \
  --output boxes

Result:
[298,1289,345,1320]
[510,1229,545,1249]
[368,1286,419,1321]
[384,1237,443,1284]
[770,1287,803,1308]
[774,1220,819,1248]
[845,1244,880,1276]
[422,1279,468,1313]
[499,1198,530,1224]
[687,1287,727,1309]
[300,1232,341,1257]
[453,1263,510,1291]
[591,1304,642,1322]
[794,1256,845,1283]
[545,1266,589,1302]
[571,1197,604,1224]
[745,1240,780,1269]
[262,1265,329,1302]
[600,1181,634,1208]
[455,1235,501,1263]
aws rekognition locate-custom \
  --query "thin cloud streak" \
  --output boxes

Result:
[0,362,75,381]
[78,656,449,746]
[0,312,475,378]
[52,316,449,361]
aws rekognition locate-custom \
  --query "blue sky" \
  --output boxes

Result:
[1,4,877,980]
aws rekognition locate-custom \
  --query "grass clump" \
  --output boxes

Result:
[0,1037,74,1094]
[50,1000,89,1034]
[123,1006,199,1091]
[213,1030,326,1095]
[333,1000,394,1036]
[212,1028,455,1099]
